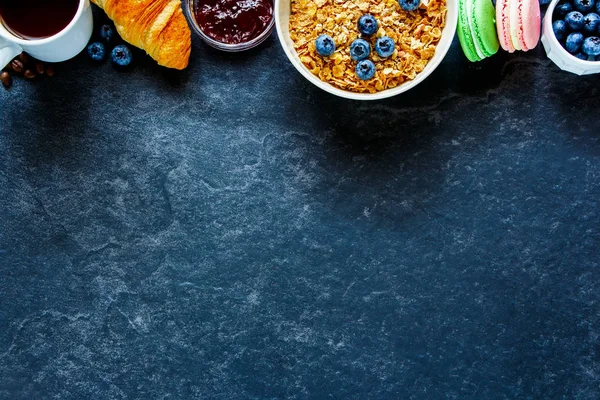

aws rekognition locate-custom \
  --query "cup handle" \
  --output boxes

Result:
[0,36,22,70]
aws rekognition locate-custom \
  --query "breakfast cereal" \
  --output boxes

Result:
[289,0,447,93]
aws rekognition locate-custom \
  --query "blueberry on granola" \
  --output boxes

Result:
[357,15,378,36]
[375,36,395,57]
[356,60,376,80]
[315,34,336,57]
[399,0,421,12]
[350,39,371,61]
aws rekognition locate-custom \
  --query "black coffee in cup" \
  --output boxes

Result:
[0,0,79,40]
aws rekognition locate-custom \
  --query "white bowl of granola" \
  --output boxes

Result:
[275,0,457,100]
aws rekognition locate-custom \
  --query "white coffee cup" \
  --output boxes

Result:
[0,0,93,69]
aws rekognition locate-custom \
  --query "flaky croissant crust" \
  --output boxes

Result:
[92,0,191,70]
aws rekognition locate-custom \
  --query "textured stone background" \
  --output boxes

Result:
[1,7,600,399]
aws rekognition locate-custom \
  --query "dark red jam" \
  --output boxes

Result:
[194,0,273,44]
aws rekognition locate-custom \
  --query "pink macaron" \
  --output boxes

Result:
[496,0,540,52]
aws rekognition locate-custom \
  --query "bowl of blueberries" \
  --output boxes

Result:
[541,0,600,74]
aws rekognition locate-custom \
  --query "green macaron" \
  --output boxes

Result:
[458,0,499,61]
[472,0,500,57]
[458,0,481,61]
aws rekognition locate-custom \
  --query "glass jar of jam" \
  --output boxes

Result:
[185,0,274,51]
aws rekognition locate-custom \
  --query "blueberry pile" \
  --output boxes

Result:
[552,0,600,60]
[315,14,401,80]
[313,0,420,80]
[87,24,134,67]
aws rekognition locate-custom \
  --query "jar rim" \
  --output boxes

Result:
[184,0,275,52]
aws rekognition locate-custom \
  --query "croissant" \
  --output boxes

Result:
[92,0,192,70]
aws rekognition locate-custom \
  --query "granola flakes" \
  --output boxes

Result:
[289,0,447,93]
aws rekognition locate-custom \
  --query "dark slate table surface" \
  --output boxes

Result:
[1,9,600,399]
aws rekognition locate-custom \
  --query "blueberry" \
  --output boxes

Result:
[565,11,585,29]
[315,34,335,57]
[355,60,376,80]
[582,36,600,55]
[87,42,106,61]
[553,20,567,40]
[574,0,595,13]
[540,0,551,4]
[398,0,421,11]
[357,15,378,36]
[583,12,600,32]
[375,36,396,57]
[566,32,585,52]
[99,24,114,43]
[350,39,371,61]
[597,0,600,12]
[574,52,589,59]
[555,1,573,17]
[111,44,133,67]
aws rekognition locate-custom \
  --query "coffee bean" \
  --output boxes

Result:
[11,59,23,73]
[35,62,45,75]
[0,71,12,89]
[24,69,36,79]
[46,65,55,77]
[18,53,30,64]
